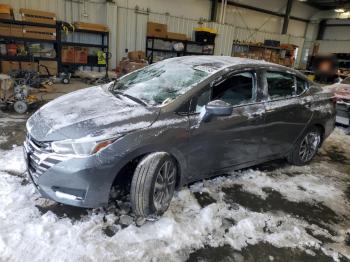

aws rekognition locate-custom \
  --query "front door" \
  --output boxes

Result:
[186,70,265,181]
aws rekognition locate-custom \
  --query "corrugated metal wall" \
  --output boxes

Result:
[5,0,306,68]
[318,40,350,53]
[115,7,305,67]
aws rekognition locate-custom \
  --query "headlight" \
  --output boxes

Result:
[51,136,120,156]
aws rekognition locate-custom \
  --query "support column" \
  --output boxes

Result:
[282,0,293,34]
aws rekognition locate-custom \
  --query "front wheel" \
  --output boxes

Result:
[130,152,177,217]
[287,127,321,165]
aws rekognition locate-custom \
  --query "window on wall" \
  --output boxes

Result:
[266,71,295,100]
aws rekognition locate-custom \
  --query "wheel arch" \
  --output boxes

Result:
[110,148,185,195]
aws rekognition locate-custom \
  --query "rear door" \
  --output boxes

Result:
[260,70,313,158]
[186,69,266,181]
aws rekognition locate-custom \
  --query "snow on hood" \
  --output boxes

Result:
[26,83,159,142]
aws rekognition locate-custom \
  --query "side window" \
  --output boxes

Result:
[296,77,308,95]
[212,72,254,106]
[266,71,295,100]
[195,89,211,113]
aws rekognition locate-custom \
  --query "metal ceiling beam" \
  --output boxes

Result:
[210,0,218,21]
[282,0,293,34]
[222,1,310,23]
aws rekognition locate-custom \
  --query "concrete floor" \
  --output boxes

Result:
[0,93,350,261]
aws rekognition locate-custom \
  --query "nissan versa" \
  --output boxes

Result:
[24,56,336,217]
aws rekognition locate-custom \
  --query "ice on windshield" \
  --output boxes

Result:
[111,59,218,106]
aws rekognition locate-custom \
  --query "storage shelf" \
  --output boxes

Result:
[0,18,57,28]
[61,62,106,67]
[62,42,107,48]
[0,20,110,74]
[146,36,215,64]
[0,35,56,43]
[146,47,183,53]
[60,22,109,35]
[0,56,56,61]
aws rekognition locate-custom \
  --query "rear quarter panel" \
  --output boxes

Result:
[307,84,336,140]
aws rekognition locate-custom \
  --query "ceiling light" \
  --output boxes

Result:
[335,8,345,13]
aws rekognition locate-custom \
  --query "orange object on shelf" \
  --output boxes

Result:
[74,22,108,32]
[61,46,75,63]
[0,4,13,20]
[6,43,17,56]
[74,47,88,64]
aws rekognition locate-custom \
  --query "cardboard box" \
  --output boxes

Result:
[62,46,74,63]
[0,23,11,37]
[20,8,56,24]
[39,61,57,75]
[0,14,12,19]
[0,4,13,20]
[74,22,108,32]
[147,22,167,38]
[128,51,146,61]
[74,47,88,64]
[167,32,187,40]
[119,59,148,74]
[1,61,19,74]
[20,62,38,71]
[11,25,23,37]
[23,26,56,40]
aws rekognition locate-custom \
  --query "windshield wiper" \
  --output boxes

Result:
[112,91,148,106]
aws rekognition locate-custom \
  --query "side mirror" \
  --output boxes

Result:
[202,100,233,122]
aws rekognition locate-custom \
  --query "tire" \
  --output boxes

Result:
[13,101,28,114]
[287,126,322,166]
[130,152,177,217]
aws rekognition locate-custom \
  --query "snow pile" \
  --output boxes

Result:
[0,128,349,261]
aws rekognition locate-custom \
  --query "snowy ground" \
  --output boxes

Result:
[0,111,350,262]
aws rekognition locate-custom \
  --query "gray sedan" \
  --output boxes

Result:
[24,56,336,217]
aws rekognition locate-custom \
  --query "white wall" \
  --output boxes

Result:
[217,0,317,38]
[115,0,211,21]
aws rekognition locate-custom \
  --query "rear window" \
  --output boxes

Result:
[266,71,295,100]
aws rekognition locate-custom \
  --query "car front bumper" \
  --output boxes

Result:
[23,135,119,208]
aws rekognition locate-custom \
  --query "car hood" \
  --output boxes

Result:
[27,83,160,142]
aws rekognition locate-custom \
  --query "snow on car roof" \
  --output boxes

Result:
[165,55,277,72]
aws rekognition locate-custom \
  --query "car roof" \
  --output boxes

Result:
[167,55,303,77]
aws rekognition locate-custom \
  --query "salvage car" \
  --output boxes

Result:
[24,56,336,217]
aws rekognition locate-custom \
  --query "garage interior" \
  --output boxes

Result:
[0,0,350,261]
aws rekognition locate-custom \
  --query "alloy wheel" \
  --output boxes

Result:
[299,131,321,162]
[153,160,176,211]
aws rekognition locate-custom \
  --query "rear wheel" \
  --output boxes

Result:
[287,127,321,165]
[130,152,177,217]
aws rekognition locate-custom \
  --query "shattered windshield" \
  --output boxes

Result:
[110,59,211,106]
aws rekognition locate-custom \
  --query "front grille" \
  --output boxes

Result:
[24,134,62,184]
